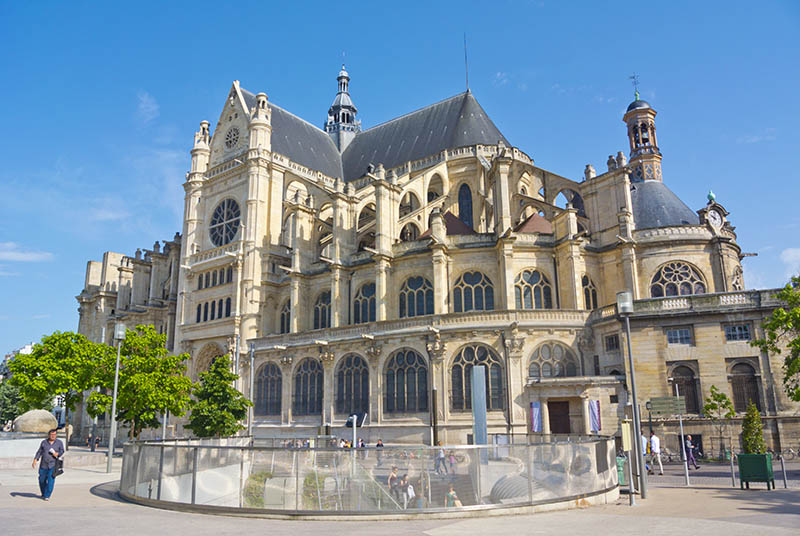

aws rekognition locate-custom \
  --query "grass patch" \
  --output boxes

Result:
[243,470,273,508]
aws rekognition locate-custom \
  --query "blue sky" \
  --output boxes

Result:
[1,1,799,352]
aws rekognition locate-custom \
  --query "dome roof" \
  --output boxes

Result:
[626,99,652,112]
[630,181,699,229]
[338,65,349,79]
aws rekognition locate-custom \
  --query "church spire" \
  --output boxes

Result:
[325,64,360,152]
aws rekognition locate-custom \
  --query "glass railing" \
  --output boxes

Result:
[120,436,617,514]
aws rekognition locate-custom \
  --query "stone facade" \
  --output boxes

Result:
[74,68,799,450]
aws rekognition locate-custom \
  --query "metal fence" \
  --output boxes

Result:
[120,435,617,515]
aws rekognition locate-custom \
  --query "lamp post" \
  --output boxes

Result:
[617,291,647,499]
[106,322,126,473]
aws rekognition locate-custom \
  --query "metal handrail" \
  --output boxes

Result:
[353,457,403,510]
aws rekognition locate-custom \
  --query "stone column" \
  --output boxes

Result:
[581,396,592,435]
[281,357,294,425]
[498,240,515,309]
[492,157,513,235]
[375,257,390,321]
[321,350,336,426]
[289,275,301,332]
[541,398,550,435]
[331,265,344,327]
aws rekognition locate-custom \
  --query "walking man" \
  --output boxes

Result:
[33,429,64,501]
[648,431,664,475]
[685,434,699,469]
[434,441,448,476]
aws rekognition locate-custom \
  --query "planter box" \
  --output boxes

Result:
[737,453,774,490]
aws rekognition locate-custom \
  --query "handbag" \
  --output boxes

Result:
[453,499,463,507]
[53,458,64,478]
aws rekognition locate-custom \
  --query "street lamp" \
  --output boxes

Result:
[106,322,126,473]
[616,291,647,499]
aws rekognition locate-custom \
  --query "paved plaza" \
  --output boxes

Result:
[1,456,798,535]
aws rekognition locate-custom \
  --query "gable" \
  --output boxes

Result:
[209,82,251,167]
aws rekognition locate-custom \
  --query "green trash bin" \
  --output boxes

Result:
[616,456,627,486]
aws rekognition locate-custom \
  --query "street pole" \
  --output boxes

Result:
[106,322,126,473]
[675,383,690,486]
[617,291,647,499]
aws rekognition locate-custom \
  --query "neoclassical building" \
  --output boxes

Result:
[76,67,799,452]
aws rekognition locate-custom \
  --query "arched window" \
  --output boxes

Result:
[197,277,203,290]
[529,342,579,378]
[730,363,761,413]
[650,262,706,298]
[451,344,505,411]
[399,276,433,318]
[458,183,473,229]
[212,271,217,287]
[400,223,420,242]
[514,269,553,309]
[427,174,443,202]
[255,363,282,416]
[582,275,598,310]
[205,273,210,288]
[225,297,231,317]
[293,358,323,416]
[453,271,494,313]
[281,214,296,248]
[210,301,216,320]
[670,366,699,414]
[399,192,420,218]
[280,300,291,334]
[353,283,376,324]
[313,291,331,329]
[203,302,209,322]
[218,299,223,318]
[226,266,233,283]
[196,304,201,323]
[335,354,369,415]
[385,349,428,413]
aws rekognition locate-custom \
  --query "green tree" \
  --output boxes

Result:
[741,402,767,454]
[9,331,107,446]
[186,354,251,438]
[703,385,736,459]
[88,325,192,439]
[0,380,23,424]
[752,276,800,402]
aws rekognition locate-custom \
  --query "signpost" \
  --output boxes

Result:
[647,394,690,486]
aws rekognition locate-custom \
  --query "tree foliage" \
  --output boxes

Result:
[0,380,23,423]
[87,325,192,439]
[9,331,108,443]
[703,385,735,457]
[752,276,800,402]
[186,354,251,438]
[741,402,767,454]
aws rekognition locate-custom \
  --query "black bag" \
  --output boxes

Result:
[53,458,64,478]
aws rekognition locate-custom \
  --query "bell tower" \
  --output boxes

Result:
[623,82,662,182]
[325,64,361,151]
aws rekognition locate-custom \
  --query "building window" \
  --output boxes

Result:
[724,324,751,342]
[210,301,216,320]
[335,354,369,415]
[385,349,428,413]
[313,291,331,329]
[209,198,241,247]
[255,363,282,416]
[280,300,291,334]
[205,273,210,288]
[610,394,619,404]
[582,275,598,310]
[666,327,692,345]
[730,363,761,413]
[670,366,699,414]
[514,269,552,309]
[400,223,420,242]
[528,342,578,378]
[353,283,376,324]
[198,277,203,290]
[196,304,201,323]
[453,271,494,313]
[451,344,504,412]
[225,297,232,317]
[605,334,620,352]
[458,183,473,229]
[399,277,433,318]
[293,358,323,416]
[226,266,233,283]
[212,271,217,287]
[427,174,443,202]
[650,261,706,298]
[203,302,208,322]
[399,192,420,218]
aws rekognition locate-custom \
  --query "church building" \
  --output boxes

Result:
[75,67,799,453]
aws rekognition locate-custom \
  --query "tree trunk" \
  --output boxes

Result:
[64,410,70,451]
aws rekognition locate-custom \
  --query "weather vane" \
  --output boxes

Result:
[629,73,640,101]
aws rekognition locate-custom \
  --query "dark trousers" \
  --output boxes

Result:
[434,457,448,474]
[687,449,698,469]
[38,466,55,498]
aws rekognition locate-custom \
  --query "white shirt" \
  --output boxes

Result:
[650,434,661,453]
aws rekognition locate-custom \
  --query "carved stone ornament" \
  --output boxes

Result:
[365,343,382,364]
[280,355,294,367]
[319,348,335,365]
[226,337,236,356]
[426,332,447,363]
[578,327,595,353]
[180,340,194,355]
[504,321,525,358]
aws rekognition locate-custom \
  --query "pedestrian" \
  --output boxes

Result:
[388,466,400,501]
[445,485,459,508]
[648,431,664,475]
[403,475,415,509]
[448,450,456,473]
[685,434,699,469]
[376,438,384,467]
[434,441,448,476]
[32,429,64,501]
[641,432,651,474]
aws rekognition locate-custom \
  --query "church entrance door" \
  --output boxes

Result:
[548,401,570,434]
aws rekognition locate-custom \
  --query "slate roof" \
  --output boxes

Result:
[419,211,477,238]
[630,180,699,229]
[239,89,508,183]
[514,213,553,234]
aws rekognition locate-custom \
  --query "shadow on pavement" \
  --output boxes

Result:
[9,492,42,499]
[710,487,800,518]
[89,480,126,504]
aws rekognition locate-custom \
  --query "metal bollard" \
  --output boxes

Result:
[780,455,788,489]
[729,449,736,488]
[627,452,636,506]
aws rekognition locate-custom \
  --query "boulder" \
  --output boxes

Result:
[13,410,58,433]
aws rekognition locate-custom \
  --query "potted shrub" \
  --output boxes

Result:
[736,402,774,489]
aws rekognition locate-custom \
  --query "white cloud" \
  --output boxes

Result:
[493,72,509,87]
[87,197,130,222]
[780,248,800,279]
[136,91,159,125]
[736,128,776,144]
[0,242,54,262]
[31,314,50,320]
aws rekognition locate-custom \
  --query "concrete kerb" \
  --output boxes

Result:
[117,483,619,521]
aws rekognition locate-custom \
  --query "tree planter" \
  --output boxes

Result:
[737,453,774,489]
